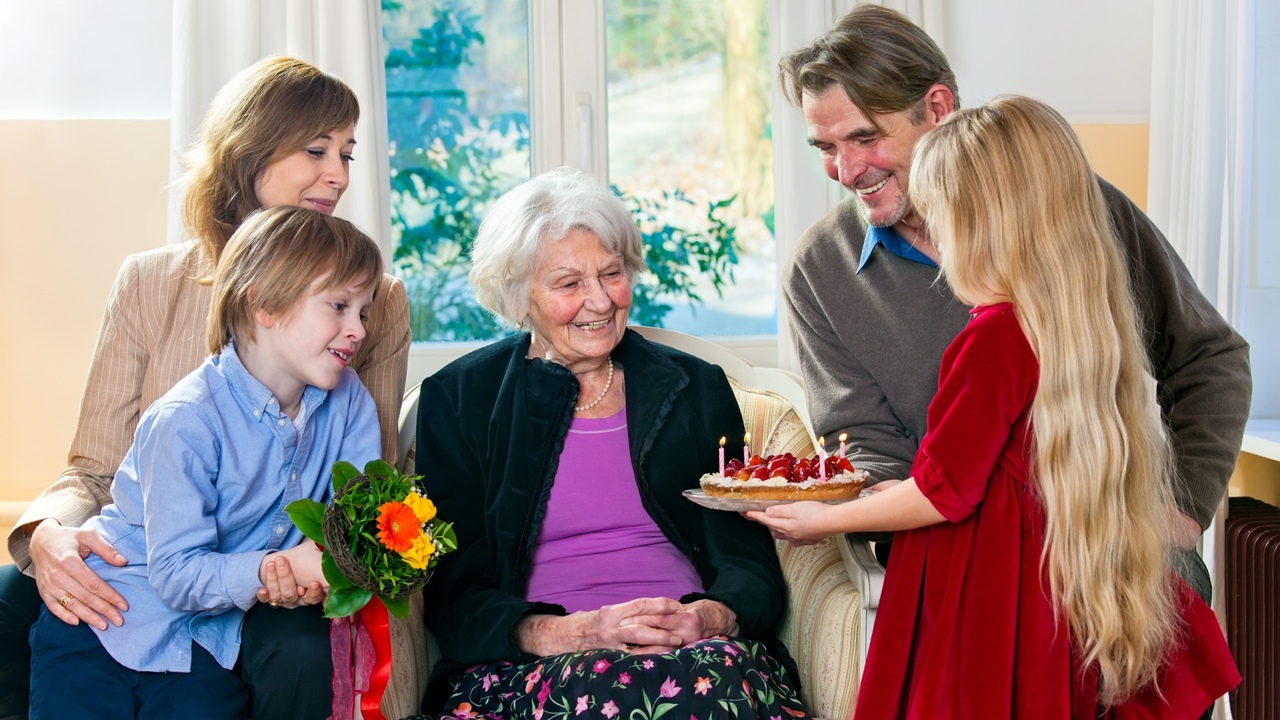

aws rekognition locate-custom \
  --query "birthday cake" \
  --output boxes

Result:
[700,452,868,502]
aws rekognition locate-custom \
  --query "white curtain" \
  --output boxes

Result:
[1147,0,1255,327]
[1147,8,1255,716]
[166,0,392,257]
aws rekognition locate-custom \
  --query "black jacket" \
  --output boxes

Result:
[416,329,788,702]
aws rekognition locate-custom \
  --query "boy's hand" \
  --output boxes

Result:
[257,543,328,608]
[744,501,834,546]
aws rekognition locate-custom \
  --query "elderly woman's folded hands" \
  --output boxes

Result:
[517,596,739,656]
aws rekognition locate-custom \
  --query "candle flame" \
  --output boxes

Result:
[744,432,750,443]
[719,436,725,446]
[839,432,848,442]
[819,435,825,446]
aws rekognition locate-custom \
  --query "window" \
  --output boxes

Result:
[381,0,774,342]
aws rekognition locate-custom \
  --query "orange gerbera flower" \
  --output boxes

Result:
[376,501,421,552]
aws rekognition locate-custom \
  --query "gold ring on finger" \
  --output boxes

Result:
[270,599,281,607]
[58,592,75,609]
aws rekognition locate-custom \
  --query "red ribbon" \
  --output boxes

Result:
[330,599,392,720]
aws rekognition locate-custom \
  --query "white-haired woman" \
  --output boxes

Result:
[410,167,808,718]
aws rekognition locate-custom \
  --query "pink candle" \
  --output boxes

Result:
[818,436,827,481]
[839,432,848,459]
[743,432,751,463]
[719,437,726,476]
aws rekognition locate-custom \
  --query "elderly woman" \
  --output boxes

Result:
[0,57,410,719]
[412,168,808,718]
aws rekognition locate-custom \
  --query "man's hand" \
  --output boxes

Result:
[29,519,129,630]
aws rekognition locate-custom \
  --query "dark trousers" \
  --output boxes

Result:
[2,563,333,720]
[0,566,38,720]
[237,601,333,719]
[28,606,247,720]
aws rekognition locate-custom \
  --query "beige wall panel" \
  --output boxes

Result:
[0,119,169,512]
[1072,123,1150,213]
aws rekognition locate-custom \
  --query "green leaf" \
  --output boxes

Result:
[363,458,396,479]
[380,593,411,619]
[321,552,355,591]
[324,586,373,618]
[284,499,325,545]
[331,460,361,491]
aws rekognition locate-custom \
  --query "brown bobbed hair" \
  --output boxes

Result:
[778,5,958,124]
[207,206,383,354]
[181,56,360,277]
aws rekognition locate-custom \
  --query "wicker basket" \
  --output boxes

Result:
[321,475,433,598]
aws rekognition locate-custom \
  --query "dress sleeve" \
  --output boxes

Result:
[9,254,150,569]
[353,274,411,463]
[912,308,1038,523]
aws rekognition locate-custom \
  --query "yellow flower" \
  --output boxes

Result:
[402,492,437,523]
[399,533,437,570]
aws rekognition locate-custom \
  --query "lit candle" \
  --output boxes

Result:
[743,432,751,463]
[839,432,848,459]
[719,437,726,476]
[818,436,827,481]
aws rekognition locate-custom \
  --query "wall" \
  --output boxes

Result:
[944,0,1154,207]
[0,2,173,555]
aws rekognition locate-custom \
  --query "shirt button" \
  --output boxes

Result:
[291,473,297,482]
[268,398,276,405]
[278,418,286,426]
[275,527,284,535]
[253,410,261,417]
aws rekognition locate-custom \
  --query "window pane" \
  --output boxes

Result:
[605,0,775,335]
[383,0,531,341]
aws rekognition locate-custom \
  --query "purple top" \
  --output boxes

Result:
[525,408,703,613]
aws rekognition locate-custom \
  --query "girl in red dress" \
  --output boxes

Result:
[749,95,1239,718]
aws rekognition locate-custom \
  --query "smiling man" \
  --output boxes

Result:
[779,6,1251,603]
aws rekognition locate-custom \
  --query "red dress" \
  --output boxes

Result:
[853,304,1240,720]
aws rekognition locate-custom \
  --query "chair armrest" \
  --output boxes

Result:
[776,537,864,720]
[837,534,885,610]
[836,534,884,667]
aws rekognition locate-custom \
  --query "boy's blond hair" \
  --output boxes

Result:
[207,206,383,354]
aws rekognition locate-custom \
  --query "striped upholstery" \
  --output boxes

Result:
[731,379,862,720]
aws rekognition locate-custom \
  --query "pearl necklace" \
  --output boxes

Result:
[575,357,614,412]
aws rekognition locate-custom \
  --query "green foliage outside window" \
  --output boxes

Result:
[383,0,741,341]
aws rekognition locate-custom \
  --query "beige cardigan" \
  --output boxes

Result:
[9,243,411,570]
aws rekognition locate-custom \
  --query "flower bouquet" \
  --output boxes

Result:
[286,459,456,720]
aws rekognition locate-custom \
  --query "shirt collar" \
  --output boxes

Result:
[857,224,939,273]
[215,343,328,423]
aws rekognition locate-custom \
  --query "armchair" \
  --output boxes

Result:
[375,327,885,719]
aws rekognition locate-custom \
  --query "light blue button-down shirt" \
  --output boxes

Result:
[856,224,939,273]
[84,343,381,672]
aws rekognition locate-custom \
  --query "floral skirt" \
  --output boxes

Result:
[423,636,808,720]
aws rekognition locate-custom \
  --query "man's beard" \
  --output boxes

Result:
[855,185,911,229]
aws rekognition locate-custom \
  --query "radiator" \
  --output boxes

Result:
[1225,495,1280,720]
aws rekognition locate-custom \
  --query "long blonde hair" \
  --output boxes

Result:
[909,95,1179,704]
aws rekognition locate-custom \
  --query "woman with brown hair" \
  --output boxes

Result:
[0,56,410,719]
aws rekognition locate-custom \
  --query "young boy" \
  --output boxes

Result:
[28,206,384,719]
